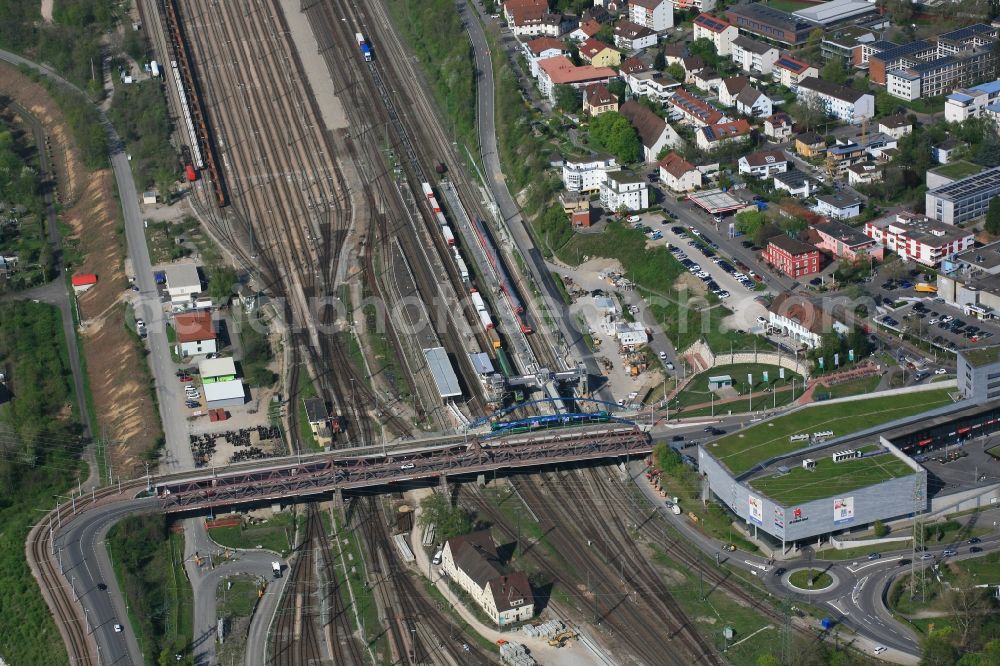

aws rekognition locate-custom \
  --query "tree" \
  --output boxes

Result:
[587,111,642,163]
[666,62,685,82]
[944,573,994,649]
[803,27,824,59]
[688,38,719,69]
[974,129,1000,167]
[872,520,889,537]
[208,266,239,303]
[986,197,1000,236]
[554,84,579,113]
[735,209,767,238]
[418,492,473,541]
[821,58,848,85]
[790,94,827,131]
[653,49,666,71]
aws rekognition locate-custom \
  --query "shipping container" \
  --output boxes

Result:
[356,33,373,61]
[455,255,469,282]
[150,60,160,77]
[478,308,494,330]
[470,291,486,313]
[421,182,434,199]
[442,225,455,246]
[487,328,501,350]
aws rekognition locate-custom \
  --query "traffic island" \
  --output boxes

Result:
[787,568,835,591]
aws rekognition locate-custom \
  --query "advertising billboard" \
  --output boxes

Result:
[748,495,764,525]
[773,506,784,531]
[833,497,855,525]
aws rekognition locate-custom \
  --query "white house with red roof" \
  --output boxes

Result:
[773,53,818,89]
[696,119,751,151]
[658,152,703,192]
[522,37,565,75]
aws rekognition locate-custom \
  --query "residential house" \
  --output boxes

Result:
[826,139,866,174]
[794,131,826,158]
[658,152,703,192]
[731,35,780,75]
[864,212,975,266]
[562,154,619,192]
[619,100,683,162]
[163,263,202,304]
[691,68,722,92]
[847,163,881,186]
[579,38,621,67]
[570,18,602,42]
[303,397,333,447]
[681,56,706,83]
[763,234,821,278]
[696,119,751,151]
[763,112,794,140]
[629,0,673,33]
[583,83,619,115]
[512,12,570,38]
[627,70,681,103]
[620,56,649,79]
[523,37,565,76]
[814,192,863,219]
[600,170,650,211]
[718,76,750,107]
[535,56,616,102]
[812,220,883,261]
[668,88,727,127]
[173,310,217,357]
[735,85,772,118]
[613,20,657,50]
[773,53,818,89]
[441,531,535,627]
[767,292,846,349]
[773,169,818,197]
[796,76,875,123]
[877,114,913,140]
[932,138,964,164]
[662,42,685,66]
[738,148,788,177]
[693,13,738,56]
[503,0,546,26]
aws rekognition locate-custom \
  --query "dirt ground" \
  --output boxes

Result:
[0,63,160,475]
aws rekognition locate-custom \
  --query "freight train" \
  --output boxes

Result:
[471,217,532,334]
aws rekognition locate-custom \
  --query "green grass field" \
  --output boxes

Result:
[818,375,881,400]
[750,453,916,504]
[209,512,295,555]
[674,363,802,410]
[788,569,833,589]
[707,389,954,475]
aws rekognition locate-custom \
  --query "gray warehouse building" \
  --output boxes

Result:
[926,166,1000,225]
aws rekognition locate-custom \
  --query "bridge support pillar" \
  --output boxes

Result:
[439,473,449,496]
[333,487,344,512]
[476,474,486,487]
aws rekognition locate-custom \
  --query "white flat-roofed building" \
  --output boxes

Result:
[562,155,619,192]
[925,166,1000,226]
[199,356,238,381]
[946,80,1000,122]
[629,0,673,33]
[423,347,462,398]
[203,379,247,408]
[163,263,202,303]
[791,0,876,26]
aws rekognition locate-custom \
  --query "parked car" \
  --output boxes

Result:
[935,368,948,375]
[178,375,193,382]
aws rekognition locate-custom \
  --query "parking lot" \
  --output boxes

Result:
[875,289,999,354]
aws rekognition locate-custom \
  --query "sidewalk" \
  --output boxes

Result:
[405,489,610,666]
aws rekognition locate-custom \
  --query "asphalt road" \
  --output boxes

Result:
[459,0,612,399]
[182,518,288,666]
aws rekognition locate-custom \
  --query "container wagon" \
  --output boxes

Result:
[455,255,469,282]
[356,33,372,61]
[470,291,487,313]
[421,182,434,200]
[442,226,455,246]
[486,328,501,350]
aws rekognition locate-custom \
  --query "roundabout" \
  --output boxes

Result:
[786,568,837,592]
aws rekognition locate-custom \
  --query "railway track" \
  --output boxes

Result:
[461,470,722,666]
[352,495,495,665]
[169,0,414,446]
[270,505,325,665]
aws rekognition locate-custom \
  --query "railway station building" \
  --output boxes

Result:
[441,531,535,626]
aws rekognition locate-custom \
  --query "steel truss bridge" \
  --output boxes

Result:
[157,425,651,512]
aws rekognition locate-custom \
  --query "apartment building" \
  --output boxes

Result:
[600,171,650,211]
[692,13,738,56]
[579,38,621,67]
[864,212,975,266]
[629,0,673,33]
[668,88,727,127]
[583,83,619,116]
[724,3,819,46]
[738,149,789,177]
[736,86,773,117]
[696,119,751,150]
[763,235,821,278]
[773,54,818,89]
[796,76,874,123]
[658,152,703,192]
[731,35,780,75]
[535,56,616,102]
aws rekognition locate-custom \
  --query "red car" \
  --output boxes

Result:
[178,375,193,382]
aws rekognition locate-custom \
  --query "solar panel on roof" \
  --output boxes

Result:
[776,57,803,70]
